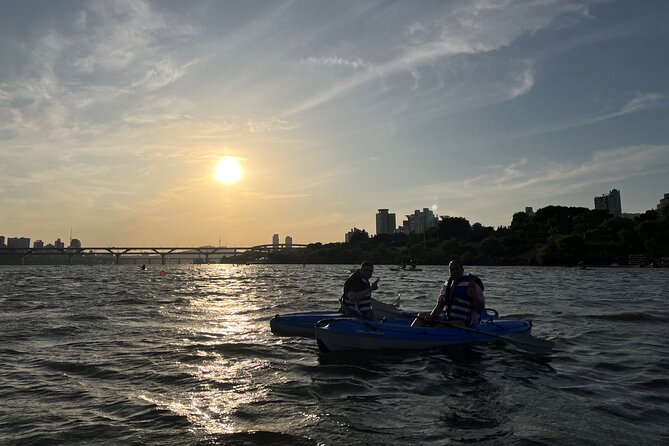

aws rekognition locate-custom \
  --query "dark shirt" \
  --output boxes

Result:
[341,271,373,315]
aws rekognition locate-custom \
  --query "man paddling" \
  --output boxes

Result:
[340,260,380,320]
[411,260,485,328]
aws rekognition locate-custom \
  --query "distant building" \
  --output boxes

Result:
[657,193,669,213]
[7,237,30,249]
[0,236,5,248]
[345,227,369,243]
[272,234,279,248]
[33,240,44,249]
[375,209,396,235]
[401,208,438,234]
[69,239,82,249]
[594,189,622,217]
[284,235,292,248]
[525,207,534,216]
[54,238,65,249]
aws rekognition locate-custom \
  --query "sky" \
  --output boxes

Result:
[1,0,668,247]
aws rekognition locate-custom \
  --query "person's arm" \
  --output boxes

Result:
[427,300,445,319]
[346,278,379,302]
[468,279,485,312]
[426,284,448,319]
[475,285,485,311]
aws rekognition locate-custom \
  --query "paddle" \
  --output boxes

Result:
[370,297,414,319]
[416,316,554,355]
[458,326,555,355]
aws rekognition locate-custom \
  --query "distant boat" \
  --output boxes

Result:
[390,266,422,272]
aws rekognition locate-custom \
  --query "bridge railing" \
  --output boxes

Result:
[0,244,308,265]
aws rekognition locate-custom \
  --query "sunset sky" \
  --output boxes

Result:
[1,0,668,247]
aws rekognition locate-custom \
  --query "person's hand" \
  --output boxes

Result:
[371,278,380,290]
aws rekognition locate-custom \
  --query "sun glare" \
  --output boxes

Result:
[214,157,243,185]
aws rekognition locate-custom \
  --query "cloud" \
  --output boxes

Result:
[285,1,589,115]
[299,56,371,71]
[122,96,196,126]
[420,144,669,204]
[498,91,667,141]
[508,64,535,99]
[246,117,298,133]
[131,59,199,91]
[617,92,665,115]
[0,0,200,143]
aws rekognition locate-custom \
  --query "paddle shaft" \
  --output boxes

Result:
[416,316,554,355]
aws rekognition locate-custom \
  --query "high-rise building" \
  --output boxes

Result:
[285,236,292,248]
[69,239,82,249]
[33,240,44,249]
[525,207,534,216]
[7,237,30,249]
[657,193,669,213]
[272,234,279,247]
[345,227,369,243]
[375,209,396,235]
[594,189,622,216]
[54,238,65,249]
[0,236,5,248]
[401,208,438,234]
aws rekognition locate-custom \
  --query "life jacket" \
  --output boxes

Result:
[341,271,373,315]
[441,274,483,326]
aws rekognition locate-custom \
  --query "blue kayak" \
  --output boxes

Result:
[270,305,499,338]
[270,311,416,337]
[314,318,533,352]
[270,311,344,337]
[269,298,415,337]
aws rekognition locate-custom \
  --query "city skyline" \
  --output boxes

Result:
[4,186,667,248]
[2,1,669,246]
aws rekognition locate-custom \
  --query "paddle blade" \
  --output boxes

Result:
[502,333,555,355]
[371,298,408,318]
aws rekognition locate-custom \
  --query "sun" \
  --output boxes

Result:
[214,156,243,185]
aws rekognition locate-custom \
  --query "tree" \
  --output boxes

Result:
[479,237,505,257]
[438,216,471,241]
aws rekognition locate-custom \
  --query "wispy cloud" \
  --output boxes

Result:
[0,0,200,144]
[499,92,667,141]
[299,56,371,71]
[286,1,588,115]
[246,117,298,133]
[421,144,669,203]
[508,64,535,99]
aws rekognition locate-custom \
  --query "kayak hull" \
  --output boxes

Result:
[314,318,532,352]
[270,307,498,338]
[270,312,343,337]
[270,311,416,337]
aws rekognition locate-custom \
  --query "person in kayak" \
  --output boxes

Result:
[411,260,485,328]
[340,260,380,320]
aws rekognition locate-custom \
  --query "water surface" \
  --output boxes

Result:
[1,265,667,445]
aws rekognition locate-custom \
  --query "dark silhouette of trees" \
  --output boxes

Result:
[227,205,669,266]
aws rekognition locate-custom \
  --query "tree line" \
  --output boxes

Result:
[228,205,669,266]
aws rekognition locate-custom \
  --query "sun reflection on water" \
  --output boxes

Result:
[147,266,299,435]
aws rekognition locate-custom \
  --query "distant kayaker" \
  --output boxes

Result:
[340,260,380,320]
[411,260,485,328]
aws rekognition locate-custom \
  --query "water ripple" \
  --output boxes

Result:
[0,264,667,445]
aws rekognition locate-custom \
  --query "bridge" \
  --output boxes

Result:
[0,244,308,265]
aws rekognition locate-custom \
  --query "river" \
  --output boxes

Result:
[1,264,667,445]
